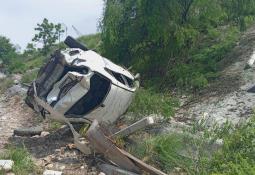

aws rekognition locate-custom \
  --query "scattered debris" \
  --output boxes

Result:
[0,160,14,171]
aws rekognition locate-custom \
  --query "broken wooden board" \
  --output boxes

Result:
[86,120,140,173]
[86,120,167,175]
[119,148,167,175]
[111,116,154,139]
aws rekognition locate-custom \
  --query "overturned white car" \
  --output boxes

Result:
[26,36,139,124]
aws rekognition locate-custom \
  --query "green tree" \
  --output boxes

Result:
[0,36,16,64]
[32,18,64,55]
[222,0,255,31]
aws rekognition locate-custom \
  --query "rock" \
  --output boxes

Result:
[6,85,26,97]
[14,79,19,85]
[0,72,6,80]
[6,173,15,175]
[46,163,54,168]
[59,165,65,170]
[43,170,62,175]
[0,160,14,171]
[41,131,50,137]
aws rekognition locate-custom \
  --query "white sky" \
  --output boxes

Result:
[0,0,104,50]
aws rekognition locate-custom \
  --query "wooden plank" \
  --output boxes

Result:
[86,120,167,175]
[86,120,140,173]
[111,117,154,139]
[118,148,167,175]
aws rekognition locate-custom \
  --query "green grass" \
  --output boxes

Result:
[21,70,38,84]
[47,120,63,132]
[127,88,179,119]
[0,147,37,175]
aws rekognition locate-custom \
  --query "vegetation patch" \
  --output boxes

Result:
[129,115,255,175]
[0,78,14,94]
[21,69,38,84]
[127,89,179,120]
[0,146,37,175]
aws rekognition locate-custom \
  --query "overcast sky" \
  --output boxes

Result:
[0,0,104,50]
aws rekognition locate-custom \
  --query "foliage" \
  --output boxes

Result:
[127,88,179,119]
[100,0,255,91]
[0,36,17,65]
[32,18,64,55]
[209,117,255,175]
[0,146,36,175]
[78,33,102,52]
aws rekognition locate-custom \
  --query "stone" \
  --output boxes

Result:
[41,131,50,137]
[43,170,62,175]
[0,160,14,171]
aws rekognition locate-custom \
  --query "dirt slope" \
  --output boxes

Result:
[175,26,255,127]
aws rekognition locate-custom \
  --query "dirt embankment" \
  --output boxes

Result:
[175,26,255,127]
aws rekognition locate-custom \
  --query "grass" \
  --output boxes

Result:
[127,88,179,120]
[0,77,14,94]
[47,120,63,132]
[129,115,255,175]
[0,146,37,175]
[21,69,38,84]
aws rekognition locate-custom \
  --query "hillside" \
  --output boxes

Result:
[175,26,255,126]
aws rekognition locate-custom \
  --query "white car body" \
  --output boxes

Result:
[27,48,138,124]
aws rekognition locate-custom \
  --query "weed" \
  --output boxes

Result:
[0,146,37,175]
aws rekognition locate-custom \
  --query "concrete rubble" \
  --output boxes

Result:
[43,170,63,175]
[0,160,14,171]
